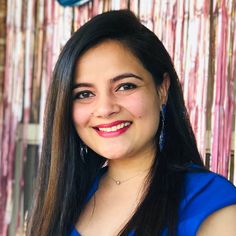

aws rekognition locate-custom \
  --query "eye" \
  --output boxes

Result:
[73,90,94,100]
[116,83,137,91]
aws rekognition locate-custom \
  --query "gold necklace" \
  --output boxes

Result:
[107,169,149,185]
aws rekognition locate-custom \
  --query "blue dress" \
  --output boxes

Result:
[69,166,236,236]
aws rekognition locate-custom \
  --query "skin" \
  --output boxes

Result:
[72,40,236,235]
[197,205,236,236]
[72,40,170,235]
[72,40,170,178]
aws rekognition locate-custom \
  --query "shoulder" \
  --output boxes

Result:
[177,166,236,235]
[197,204,236,236]
[183,166,236,203]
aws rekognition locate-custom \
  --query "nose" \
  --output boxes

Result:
[92,93,121,118]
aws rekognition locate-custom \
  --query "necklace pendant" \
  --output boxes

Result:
[116,180,121,185]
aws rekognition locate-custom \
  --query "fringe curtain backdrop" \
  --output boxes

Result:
[0,0,235,235]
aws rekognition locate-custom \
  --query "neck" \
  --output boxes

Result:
[106,147,156,182]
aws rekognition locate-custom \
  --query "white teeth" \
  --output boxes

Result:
[98,122,131,132]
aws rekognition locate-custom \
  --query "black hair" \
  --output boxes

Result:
[27,9,204,236]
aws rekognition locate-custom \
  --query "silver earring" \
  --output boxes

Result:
[80,141,88,162]
[159,104,167,151]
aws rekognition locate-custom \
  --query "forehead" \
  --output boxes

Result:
[78,40,136,65]
[74,40,152,83]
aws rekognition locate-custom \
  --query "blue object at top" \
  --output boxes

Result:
[57,0,90,7]
[69,165,236,236]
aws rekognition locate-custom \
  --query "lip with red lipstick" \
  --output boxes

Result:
[92,120,132,138]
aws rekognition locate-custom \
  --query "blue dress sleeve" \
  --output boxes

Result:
[177,170,236,235]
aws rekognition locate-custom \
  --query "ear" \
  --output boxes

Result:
[157,72,170,104]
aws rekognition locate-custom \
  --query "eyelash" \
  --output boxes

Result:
[116,83,137,91]
[73,83,137,100]
[73,90,94,100]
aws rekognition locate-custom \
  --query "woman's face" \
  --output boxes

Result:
[72,40,166,161]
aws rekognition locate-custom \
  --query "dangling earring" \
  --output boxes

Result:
[159,104,167,152]
[80,141,88,162]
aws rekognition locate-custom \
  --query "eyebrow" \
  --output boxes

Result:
[72,73,143,90]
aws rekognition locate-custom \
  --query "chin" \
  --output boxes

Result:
[99,152,126,160]
[95,148,129,160]
[104,155,126,160]
[90,142,123,155]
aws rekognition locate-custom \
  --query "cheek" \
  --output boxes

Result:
[124,100,146,118]
[123,93,160,119]
[72,104,91,129]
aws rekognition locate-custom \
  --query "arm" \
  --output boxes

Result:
[197,205,236,236]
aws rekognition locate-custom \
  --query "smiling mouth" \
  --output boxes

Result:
[94,121,132,132]
[93,121,132,137]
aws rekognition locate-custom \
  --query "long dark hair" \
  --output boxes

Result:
[27,9,204,236]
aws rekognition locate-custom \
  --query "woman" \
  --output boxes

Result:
[27,10,236,236]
